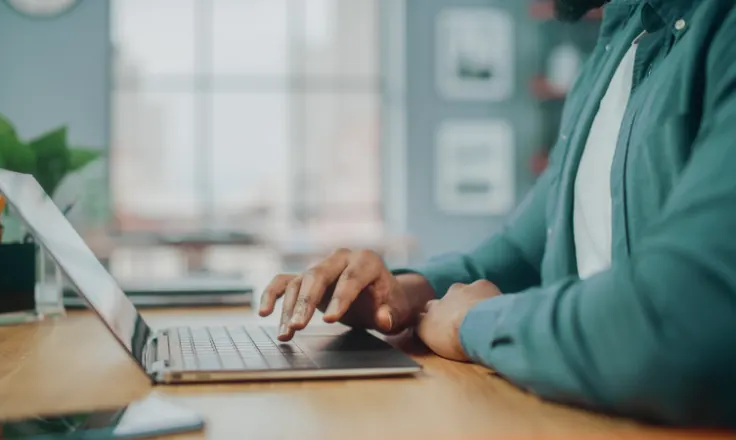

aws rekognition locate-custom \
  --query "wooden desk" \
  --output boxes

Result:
[0,309,728,440]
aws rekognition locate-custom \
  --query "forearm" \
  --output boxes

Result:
[410,234,541,298]
[392,176,555,298]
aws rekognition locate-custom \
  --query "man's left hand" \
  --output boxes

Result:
[416,280,502,362]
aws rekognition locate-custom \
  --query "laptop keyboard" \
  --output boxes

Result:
[174,326,319,371]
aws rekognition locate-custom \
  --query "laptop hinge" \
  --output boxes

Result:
[145,331,170,375]
[143,334,154,373]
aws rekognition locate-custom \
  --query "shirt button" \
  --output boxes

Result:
[547,228,553,237]
[675,18,686,31]
[605,44,611,51]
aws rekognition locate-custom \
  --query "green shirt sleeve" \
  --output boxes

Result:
[394,155,562,298]
[459,18,736,427]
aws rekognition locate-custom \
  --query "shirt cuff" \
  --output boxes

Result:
[458,294,519,364]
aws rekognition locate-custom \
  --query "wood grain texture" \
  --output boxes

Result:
[0,308,729,440]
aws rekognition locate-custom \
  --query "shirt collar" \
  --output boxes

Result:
[641,0,699,35]
[597,0,700,43]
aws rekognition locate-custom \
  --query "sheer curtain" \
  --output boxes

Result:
[110,0,383,246]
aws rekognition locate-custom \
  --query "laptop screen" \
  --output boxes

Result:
[0,170,150,370]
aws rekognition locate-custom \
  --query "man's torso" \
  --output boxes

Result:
[543,0,735,283]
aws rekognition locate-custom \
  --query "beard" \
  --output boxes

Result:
[554,0,608,22]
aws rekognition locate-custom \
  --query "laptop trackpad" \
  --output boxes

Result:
[295,330,416,370]
[264,326,419,370]
[293,330,392,352]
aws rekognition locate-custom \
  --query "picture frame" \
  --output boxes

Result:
[435,119,516,215]
[435,7,515,101]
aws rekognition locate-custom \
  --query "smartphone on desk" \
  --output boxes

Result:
[0,394,205,439]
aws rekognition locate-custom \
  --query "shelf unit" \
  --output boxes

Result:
[528,1,602,175]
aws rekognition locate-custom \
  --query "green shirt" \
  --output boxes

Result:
[404,0,736,427]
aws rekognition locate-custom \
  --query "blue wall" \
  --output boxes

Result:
[404,0,539,260]
[0,0,110,148]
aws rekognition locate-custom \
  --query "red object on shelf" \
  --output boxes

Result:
[531,151,550,176]
[530,75,567,101]
[529,1,603,20]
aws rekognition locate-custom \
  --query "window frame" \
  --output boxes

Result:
[107,0,405,241]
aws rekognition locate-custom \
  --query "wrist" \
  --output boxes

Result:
[396,273,436,315]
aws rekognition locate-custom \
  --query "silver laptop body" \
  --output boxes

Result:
[0,170,422,383]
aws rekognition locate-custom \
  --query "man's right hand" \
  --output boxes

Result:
[258,248,435,341]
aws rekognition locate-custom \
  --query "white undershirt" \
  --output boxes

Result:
[573,36,640,279]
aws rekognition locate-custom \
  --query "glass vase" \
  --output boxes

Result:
[35,243,66,318]
[0,212,66,323]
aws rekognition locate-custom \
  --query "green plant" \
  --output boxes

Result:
[0,113,100,195]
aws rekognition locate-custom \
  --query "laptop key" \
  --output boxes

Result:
[239,353,265,362]
[277,344,300,354]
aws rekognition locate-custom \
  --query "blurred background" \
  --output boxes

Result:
[0,0,601,305]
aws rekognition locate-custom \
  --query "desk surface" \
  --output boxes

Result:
[0,308,728,440]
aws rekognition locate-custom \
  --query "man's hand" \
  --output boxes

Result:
[417,280,502,362]
[259,248,435,341]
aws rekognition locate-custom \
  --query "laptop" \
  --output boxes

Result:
[0,170,422,383]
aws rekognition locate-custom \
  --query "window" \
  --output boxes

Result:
[110,0,384,245]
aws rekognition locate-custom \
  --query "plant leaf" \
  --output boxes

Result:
[0,133,35,174]
[0,134,9,169]
[68,147,101,172]
[29,126,70,195]
[0,113,17,141]
[28,126,67,151]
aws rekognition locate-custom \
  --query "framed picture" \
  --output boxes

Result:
[435,7,515,101]
[435,119,515,215]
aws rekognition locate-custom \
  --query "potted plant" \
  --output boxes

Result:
[0,112,101,318]
[0,113,100,199]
